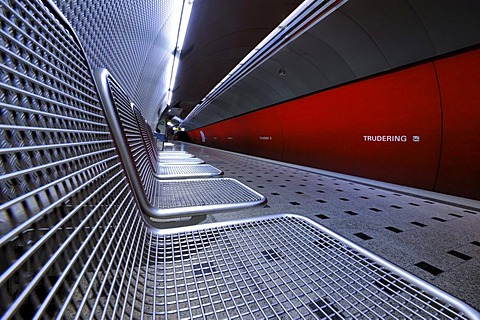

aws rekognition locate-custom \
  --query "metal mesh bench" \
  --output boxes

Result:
[94,69,267,221]
[0,0,143,316]
[133,106,222,178]
[133,106,194,160]
[159,151,189,155]
[101,214,479,319]
[1,1,479,319]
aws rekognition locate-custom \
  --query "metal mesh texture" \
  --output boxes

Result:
[109,78,159,193]
[158,157,205,164]
[134,106,161,166]
[0,0,146,317]
[52,0,179,126]
[159,153,195,159]
[153,178,264,209]
[108,76,265,213]
[156,164,222,179]
[117,214,478,319]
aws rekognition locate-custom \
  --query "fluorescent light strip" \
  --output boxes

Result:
[167,0,194,106]
[183,0,348,124]
[177,1,194,51]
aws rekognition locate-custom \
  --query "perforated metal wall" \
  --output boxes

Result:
[53,0,180,127]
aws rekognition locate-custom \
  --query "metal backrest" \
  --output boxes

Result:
[94,69,172,218]
[133,105,161,166]
[95,69,267,221]
[0,0,143,317]
[94,70,155,183]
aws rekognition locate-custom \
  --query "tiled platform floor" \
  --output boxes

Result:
[166,142,480,311]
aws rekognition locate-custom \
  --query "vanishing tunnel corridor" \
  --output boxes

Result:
[1,0,480,318]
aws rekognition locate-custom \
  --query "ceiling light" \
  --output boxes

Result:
[177,0,194,51]
[166,0,195,107]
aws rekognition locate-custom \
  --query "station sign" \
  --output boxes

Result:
[363,135,420,142]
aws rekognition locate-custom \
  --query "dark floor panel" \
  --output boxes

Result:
[411,221,427,227]
[354,232,373,241]
[447,250,472,261]
[385,226,403,233]
[415,261,443,276]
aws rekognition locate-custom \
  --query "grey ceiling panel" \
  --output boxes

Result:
[306,10,391,78]
[249,60,299,98]
[339,0,437,68]
[234,76,286,110]
[407,0,480,54]
[212,84,266,117]
[187,109,224,129]
[264,50,331,95]
[260,57,314,96]
[282,34,357,87]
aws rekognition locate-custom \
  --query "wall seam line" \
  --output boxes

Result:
[431,60,444,192]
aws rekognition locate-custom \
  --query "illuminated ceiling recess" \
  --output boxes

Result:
[181,0,348,126]
[167,0,194,106]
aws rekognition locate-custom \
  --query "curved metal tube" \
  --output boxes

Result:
[94,68,266,219]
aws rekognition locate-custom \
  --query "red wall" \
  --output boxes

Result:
[433,50,480,199]
[189,48,480,200]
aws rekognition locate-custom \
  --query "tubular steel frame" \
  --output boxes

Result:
[94,68,267,219]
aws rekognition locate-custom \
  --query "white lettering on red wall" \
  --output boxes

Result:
[363,135,408,142]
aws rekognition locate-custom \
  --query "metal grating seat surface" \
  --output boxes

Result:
[159,151,189,154]
[124,214,480,319]
[150,178,264,211]
[155,164,223,179]
[158,153,195,158]
[158,157,205,164]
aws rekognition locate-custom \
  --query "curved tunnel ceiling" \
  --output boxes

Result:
[52,0,480,130]
[170,0,304,118]
[53,0,303,128]
[180,0,480,130]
